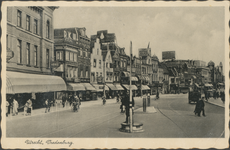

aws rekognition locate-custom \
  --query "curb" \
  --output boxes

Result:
[205,100,225,108]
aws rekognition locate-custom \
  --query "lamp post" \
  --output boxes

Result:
[129,41,133,132]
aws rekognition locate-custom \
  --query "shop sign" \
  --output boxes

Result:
[51,61,60,68]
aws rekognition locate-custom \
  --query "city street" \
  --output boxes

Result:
[6,94,225,138]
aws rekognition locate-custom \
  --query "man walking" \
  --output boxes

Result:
[195,96,206,117]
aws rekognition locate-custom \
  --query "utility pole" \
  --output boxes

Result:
[129,41,133,133]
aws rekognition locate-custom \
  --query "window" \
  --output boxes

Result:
[26,15,30,31]
[83,51,85,57]
[26,43,30,65]
[46,49,49,68]
[74,53,77,62]
[17,10,22,27]
[34,19,38,34]
[70,52,73,61]
[46,20,50,39]
[56,51,60,61]
[93,59,96,67]
[96,72,98,78]
[106,73,109,80]
[34,45,37,66]
[99,60,101,68]
[124,61,126,68]
[85,52,87,58]
[100,72,102,77]
[86,71,88,78]
[66,51,69,61]
[81,70,83,77]
[106,63,108,68]
[17,39,22,63]
[80,50,82,56]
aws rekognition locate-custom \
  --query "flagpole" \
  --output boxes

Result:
[130,41,133,132]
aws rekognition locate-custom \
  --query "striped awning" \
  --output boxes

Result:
[114,84,124,90]
[131,76,138,81]
[142,85,150,90]
[106,83,117,90]
[6,71,66,94]
[122,71,130,77]
[122,84,138,90]
[67,83,85,91]
[93,84,109,91]
[82,83,96,91]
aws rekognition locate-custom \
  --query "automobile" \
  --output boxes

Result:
[188,87,201,104]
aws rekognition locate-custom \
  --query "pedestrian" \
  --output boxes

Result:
[26,99,33,115]
[195,96,206,117]
[120,92,125,113]
[117,93,120,103]
[12,98,19,116]
[124,90,135,124]
[6,100,10,117]
[102,95,106,105]
[45,99,50,113]
[62,94,66,108]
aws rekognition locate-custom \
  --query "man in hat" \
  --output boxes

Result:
[195,96,206,117]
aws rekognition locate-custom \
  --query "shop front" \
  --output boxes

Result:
[6,71,66,110]
[106,83,117,99]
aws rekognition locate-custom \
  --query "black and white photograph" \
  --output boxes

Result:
[1,1,229,149]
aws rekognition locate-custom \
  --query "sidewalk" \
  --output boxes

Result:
[6,97,117,121]
[205,97,225,108]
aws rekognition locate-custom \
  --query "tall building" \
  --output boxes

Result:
[54,27,95,101]
[6,6,66,108]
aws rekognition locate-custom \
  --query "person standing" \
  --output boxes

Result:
[45,99,50,113]
[27,99,33,115]
[12,98,19,116]
[62,94,66,108]
[124,90,135,124]
[195,97,206,117]
[6,100,10,117]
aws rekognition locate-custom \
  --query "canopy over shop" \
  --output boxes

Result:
[6,71,66,94]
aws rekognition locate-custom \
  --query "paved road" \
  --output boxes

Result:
[6,94,225,138]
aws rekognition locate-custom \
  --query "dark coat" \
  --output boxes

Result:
[124,95,135,116]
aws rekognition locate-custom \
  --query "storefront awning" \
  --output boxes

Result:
[142,85,150,90]
[92,84,103,92]
[131,76,138,81]
[92,84,109,91]
[122,84,138,90]
[137,75,144,80]
[67,83,85,91]
[205,83,213,87]
[6,71,66,94]
[106,83,117,90]
[122,71,130,77]
[114,84,124,90]
[82,83,96,91]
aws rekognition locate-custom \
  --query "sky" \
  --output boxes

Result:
[53,6,226,70]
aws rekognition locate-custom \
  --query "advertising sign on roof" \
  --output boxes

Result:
[162,51,175,60]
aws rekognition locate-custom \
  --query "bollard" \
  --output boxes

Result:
[143,96,146,112]
[147,96,150,106]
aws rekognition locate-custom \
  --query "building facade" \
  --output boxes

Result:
[54,27,94,100]
[6,6,66,109]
